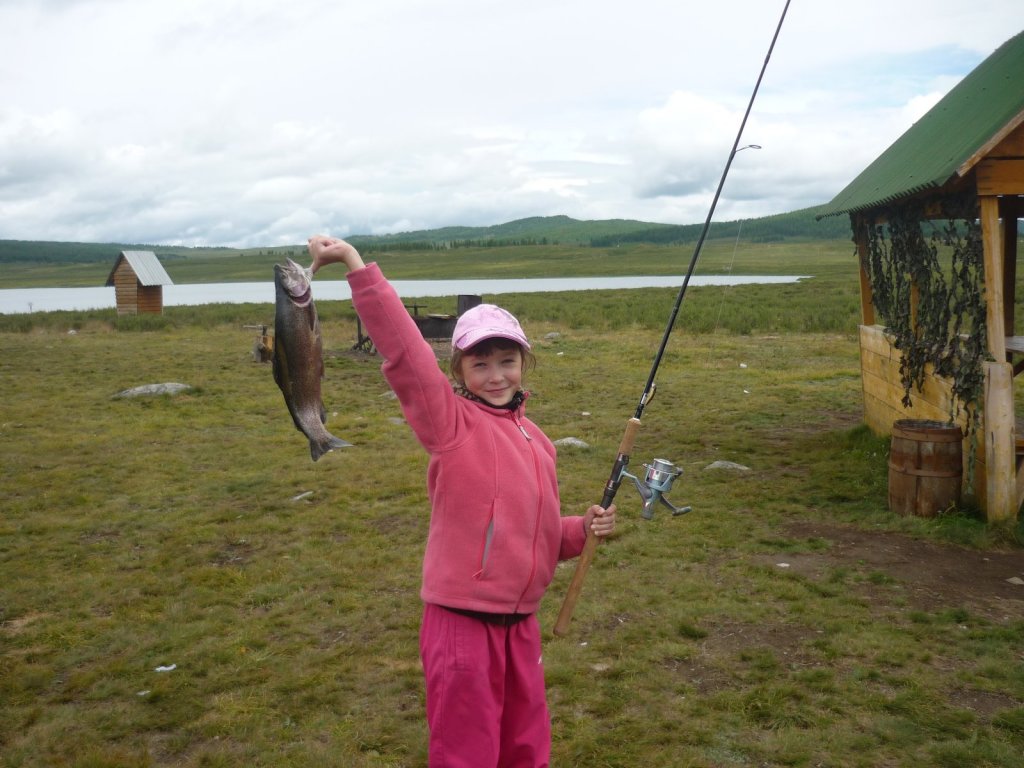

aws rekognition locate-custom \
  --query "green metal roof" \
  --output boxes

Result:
[818,30,1024,219]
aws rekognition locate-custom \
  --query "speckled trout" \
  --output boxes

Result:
[272,258,351,460]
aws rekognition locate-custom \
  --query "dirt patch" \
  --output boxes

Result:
[212,538,256,567]
[1,611,48,635]
[948,687,1021,716]
[665,523,1024,717]
[762,521,1024,623]
[709,619,820,664]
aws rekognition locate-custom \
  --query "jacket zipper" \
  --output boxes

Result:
[510,409,542,611]
[511,410,532,441]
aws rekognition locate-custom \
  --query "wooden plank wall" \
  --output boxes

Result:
[112,260,164,315]
[137,286,164,314]
[113,262,138,316]
[859,324,962,428]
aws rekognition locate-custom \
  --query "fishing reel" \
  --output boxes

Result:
[620,457,692,520]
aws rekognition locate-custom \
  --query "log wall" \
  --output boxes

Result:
[112,260,164,315]
[112,261,138,315]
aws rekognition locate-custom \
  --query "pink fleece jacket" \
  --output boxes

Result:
[348,263,588,614]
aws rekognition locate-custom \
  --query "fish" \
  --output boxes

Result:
[272,258,352,460]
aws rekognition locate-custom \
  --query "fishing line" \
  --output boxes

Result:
[632,0,787,422]
[704,216,746,367]
[554,0,792,636]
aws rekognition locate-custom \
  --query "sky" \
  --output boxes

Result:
[0,0,1021,249]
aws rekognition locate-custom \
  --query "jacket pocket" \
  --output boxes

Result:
[473,507,496,579]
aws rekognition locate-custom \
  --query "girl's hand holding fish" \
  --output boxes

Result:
[308,235,364,274]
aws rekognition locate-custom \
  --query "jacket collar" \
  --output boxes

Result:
[456,386,528,414]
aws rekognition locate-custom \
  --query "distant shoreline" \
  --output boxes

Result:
[0,275,809,315]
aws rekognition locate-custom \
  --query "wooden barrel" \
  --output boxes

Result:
[887,420,963,517]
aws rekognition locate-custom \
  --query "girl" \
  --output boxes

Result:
[307,236,615,768]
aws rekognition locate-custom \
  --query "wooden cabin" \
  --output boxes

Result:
[818,31,1024,522]
[105,251,173,315]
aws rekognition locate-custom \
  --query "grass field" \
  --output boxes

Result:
[2,243,1023,767]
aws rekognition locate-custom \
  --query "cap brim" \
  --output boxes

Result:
[453,328,531,351]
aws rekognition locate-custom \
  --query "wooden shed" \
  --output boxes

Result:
[105,251,173,316]
[818,31,1024,522]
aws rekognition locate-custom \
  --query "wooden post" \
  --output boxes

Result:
[983,361,1016,522]
[255,333,274,363]
[1003,197,1019,343]
[979,195,1016,522]
[981,196,1006,362]
[853,215,875,326]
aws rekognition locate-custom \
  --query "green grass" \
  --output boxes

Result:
[2,249,1023,767]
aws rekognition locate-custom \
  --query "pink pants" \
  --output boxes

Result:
[420,603,551,768]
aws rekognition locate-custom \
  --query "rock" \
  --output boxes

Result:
[545,332,562,341]
[705,460,751,472]
[112,383,192,399]
[554,437,590,449]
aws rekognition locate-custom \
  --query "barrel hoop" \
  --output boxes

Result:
[890,430,962,443]
[888,462,962,478]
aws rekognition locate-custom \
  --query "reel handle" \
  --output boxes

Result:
[553,417,640,636]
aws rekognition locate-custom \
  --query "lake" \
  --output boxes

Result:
[0,275,809,315]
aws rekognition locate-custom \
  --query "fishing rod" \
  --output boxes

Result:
[553,0,792,636]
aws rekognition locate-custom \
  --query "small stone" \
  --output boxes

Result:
[113,383,192,399]
[705,460,751,472]
[1006,576,1024,586]
[554,437,590,449]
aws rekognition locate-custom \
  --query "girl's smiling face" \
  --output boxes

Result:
[458,344,523,407]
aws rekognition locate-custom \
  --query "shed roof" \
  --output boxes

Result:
[817,31,1024,219]
[105,250,173,287]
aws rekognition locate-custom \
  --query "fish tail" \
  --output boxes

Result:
[310,434,354,461]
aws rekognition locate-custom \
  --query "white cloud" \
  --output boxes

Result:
[0,0,1021,247]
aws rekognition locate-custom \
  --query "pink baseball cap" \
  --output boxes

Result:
[452,304,531,351]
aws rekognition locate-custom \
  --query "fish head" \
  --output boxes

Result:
[274,258,314,306]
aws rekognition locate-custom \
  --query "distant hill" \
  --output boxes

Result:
[0,240,238,265]
[589,205,851,246]
[0,207,853,264]
[347,207,852,250]
[345,215,678,250]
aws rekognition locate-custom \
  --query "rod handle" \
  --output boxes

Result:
[553,530,599,636]
[553,417,641,637]
[617,417,642,457]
